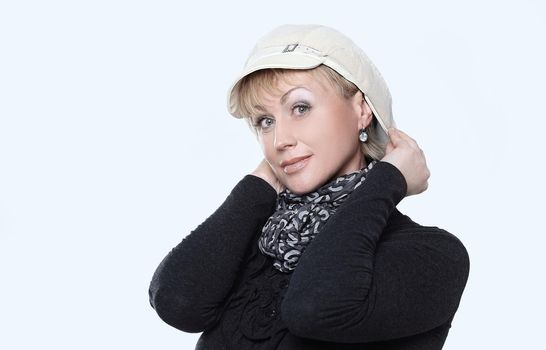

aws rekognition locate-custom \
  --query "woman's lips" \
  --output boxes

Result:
[283,156,311,174]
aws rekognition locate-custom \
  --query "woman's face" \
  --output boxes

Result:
[251,70,373,195]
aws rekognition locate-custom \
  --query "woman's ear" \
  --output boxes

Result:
[352,91,373,129]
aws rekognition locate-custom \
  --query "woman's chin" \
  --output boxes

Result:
[283,179,320,195]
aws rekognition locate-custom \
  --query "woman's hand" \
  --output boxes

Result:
[251,158,285,194]
[381,128,430,197]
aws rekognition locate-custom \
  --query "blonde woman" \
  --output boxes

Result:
[149,24,470,349]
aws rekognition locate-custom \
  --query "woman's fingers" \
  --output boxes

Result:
[385,128,401,154]
[392,127,413,141]
[387,128,401,144]
[382,127,430,197]
[391,128,419,150]
[385,137,394,154]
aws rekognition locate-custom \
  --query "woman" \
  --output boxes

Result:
[149,24,470,349]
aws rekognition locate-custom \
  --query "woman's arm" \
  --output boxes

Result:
[281,161,470,343]
[148,175,277,333]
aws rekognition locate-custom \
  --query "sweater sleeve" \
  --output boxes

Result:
[281,161,470,343]
[148,175,277,333]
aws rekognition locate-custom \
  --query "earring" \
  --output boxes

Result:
[359,128,368,143]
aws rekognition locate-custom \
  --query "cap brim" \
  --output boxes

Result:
[227,53,325,117]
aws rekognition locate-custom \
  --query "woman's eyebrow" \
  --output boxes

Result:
[251,86,311,115]
[280,86,309,104]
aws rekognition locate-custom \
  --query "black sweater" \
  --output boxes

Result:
[149,161,470,349]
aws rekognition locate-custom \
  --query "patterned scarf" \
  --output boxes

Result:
[258,160,378,273]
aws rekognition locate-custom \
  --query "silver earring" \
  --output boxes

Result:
[359,128,368,143]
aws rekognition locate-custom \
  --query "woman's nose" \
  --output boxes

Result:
[274,119,297,151]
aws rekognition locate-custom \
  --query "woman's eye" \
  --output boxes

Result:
[254,117,274,130]
[293,104,310,115]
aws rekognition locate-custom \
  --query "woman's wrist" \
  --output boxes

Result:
[250,171,283,194]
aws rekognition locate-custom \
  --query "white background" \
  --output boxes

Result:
[1,0,544,348]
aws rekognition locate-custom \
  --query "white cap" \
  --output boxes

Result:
[226,24,395,144]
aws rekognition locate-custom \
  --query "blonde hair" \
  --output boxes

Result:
[233,65,386,161]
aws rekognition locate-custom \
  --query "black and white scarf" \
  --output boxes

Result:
[258,160,378,273]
